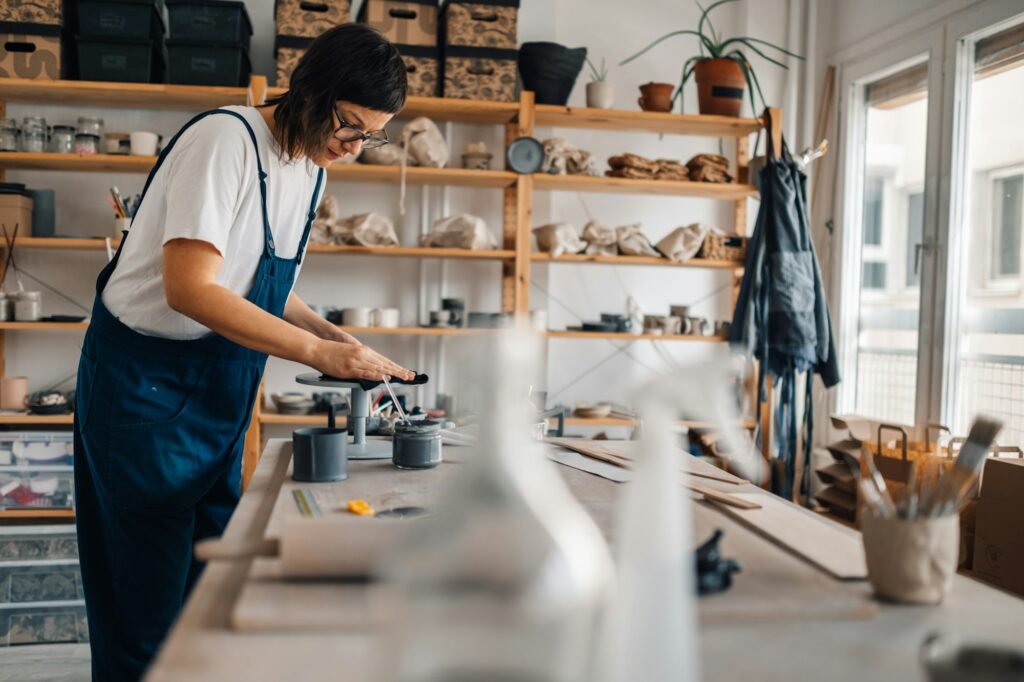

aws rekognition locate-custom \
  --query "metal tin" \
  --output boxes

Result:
[392,420,442,469]
[292,427,348,482]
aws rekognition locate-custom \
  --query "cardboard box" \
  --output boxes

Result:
[442,45,517,102]
[399,44,438,97]
[972,457,1024,597]
[441,0,518,50]
[0,24,61,79]
[274,35,309,87]
[0,0,62,27]
[275,0,350,39]
[358,0,437,47]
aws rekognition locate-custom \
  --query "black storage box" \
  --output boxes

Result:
[76,36,166,83]
[78,0,165,40]
[167,39,249,86]
[166,0,252,50]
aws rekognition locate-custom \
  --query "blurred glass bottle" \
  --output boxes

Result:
[378,331,613,682]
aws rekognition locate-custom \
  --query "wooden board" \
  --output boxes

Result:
[531,252,743,269]
[306,245,515,259]
[533,173,758,199]
[707,491,868,580]
[533,104,762,137]
[546,439,746,485]
[545,330,726,343]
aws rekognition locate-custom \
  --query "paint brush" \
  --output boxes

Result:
[925,416,1002,517]
[862,449,897,518]
[381,376,408,424]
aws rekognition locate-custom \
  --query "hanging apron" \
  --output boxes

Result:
[73,109,323,682]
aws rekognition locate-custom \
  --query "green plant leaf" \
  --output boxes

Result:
[698,0,738,52]
[733,49,769,112]
[719,36,805,60]
[730,39,792,70]
[674,55,702,104]
[620,29,715,65]
[585,56,608,81]
[726,50,760,115]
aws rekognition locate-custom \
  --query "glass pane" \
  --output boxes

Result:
[851,61,929,425]
[952,23,1024,450]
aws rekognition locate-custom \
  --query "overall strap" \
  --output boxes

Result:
[295,168,325,265]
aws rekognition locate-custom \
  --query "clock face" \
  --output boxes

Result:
[507,137,544,174]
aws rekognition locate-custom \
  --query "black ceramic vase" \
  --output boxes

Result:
[518,42,587,105]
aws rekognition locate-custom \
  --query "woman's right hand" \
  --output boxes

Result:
[311,338,414,382]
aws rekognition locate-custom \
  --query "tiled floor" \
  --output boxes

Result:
[0,643,90,682]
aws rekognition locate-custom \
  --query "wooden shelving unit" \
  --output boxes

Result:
[337,325,497,337]
[554,416,758,429]
[546,330,726,343]
[532,252,743,269]
[259,410,348,426]
[0,76,771,496]
[0,413,73,424]
[0,509,75,520]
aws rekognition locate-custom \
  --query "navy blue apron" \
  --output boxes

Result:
[73,109,323,682]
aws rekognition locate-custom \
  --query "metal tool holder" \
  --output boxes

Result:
[296,373,392,460]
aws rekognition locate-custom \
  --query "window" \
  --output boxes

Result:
[906,191,925,286]
[863,176,884,246]
[863,262,887,289]
[991,174,1022,279]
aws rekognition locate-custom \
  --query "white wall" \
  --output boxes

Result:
[4,0,796,430]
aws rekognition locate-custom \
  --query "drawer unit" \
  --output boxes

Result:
[0,603,88,646]
[0,431,73,468]
[0,526,78,562]
[275,0,350,39]
[442,45,517,102]
[440,0,518,50]
[0,466,74,510]
[0,563,83,604]
[357,0,437,47]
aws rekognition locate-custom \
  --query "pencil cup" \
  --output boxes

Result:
[861,512,959,604]
[114,217,131,238]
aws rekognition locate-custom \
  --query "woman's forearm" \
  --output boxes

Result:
[283,292,348,341]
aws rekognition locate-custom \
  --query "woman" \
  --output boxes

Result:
[74,25,413,681]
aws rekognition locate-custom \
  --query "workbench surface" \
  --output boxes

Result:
[145,439,1024,682]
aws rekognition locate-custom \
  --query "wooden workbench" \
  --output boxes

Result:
[145,439,1024,682]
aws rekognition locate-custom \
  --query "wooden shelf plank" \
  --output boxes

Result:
[554,416,758,429]
[0,321,88,330]
[545,330,726,343]
[339,325,497,337]
[0,508,75,519]
[5,237,119,249]
[0,77,250,110]
[327,163,516,188]
[307,244,515,259]
[265,88,520,124]
[533,173,758,199]
[534,104,763,137]
[0,413,73,424]
[0,152,154,172]
[259,411,348,426]
[532,252,743,269]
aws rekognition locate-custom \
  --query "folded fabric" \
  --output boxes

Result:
[319,373,430,391]
[534,222,585,257]
[655,223,710,262]
[686,153,733,183]
[582,219,617,255]
[616,223,661,257]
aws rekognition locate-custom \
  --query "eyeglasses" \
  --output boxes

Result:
[334,107,389,149]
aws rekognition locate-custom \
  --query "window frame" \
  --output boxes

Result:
[986,166,1024,287]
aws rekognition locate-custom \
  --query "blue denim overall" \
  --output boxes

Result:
[73,109,323,681]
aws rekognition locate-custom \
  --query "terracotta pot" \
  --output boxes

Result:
[638,82,674,112]
[694,58,746,117]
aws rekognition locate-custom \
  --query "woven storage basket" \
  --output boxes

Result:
[699,233,748,261]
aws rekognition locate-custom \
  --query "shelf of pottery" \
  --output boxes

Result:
[0,75,769,492]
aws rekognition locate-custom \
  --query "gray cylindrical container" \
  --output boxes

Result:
[292,428,348,482]
[27,189,55,237]
[392,420,443,470]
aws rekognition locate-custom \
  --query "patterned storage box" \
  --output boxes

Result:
[0,526,78,562]
[275,0,350,39]
[0,0,62,26]
[357,0,436,47]
[442,45,517,101]
[0,24,61,79]
[399,44,438,97]
[698,233,748,261]
[1,604,88,646]
[1,564,84,604]
[274,34,308,87]
[441,0,518,50]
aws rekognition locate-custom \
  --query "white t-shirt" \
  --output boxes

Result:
[102,106,324,340]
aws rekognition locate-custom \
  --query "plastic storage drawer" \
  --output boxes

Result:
[0,526,77,562]
[78,0,165,39]
[0,467,74,510]
[0,431,73,468]
[166,0,252,50]
[0,603,88,646]
[0,564,83,604]
[166,40,250,86]
[76,36,166,83]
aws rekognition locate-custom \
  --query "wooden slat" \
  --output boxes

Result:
[555,416,758,429]
[545,330,726,343]
[533,173,758,199]
[338,325,496,337]
[0,152,155,172]
[5,237,119,249]
[306,244,515,259]
[534,104,763,137]
[0,508,75,519]
[532,252,743,269]
[265,88,520,124]
[259,411,349,426]
[0,321,88,330]
[0,413,73,424]
[0,77,250,110]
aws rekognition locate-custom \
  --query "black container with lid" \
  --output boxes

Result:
[78,0,166,40]
[166,39,250,86]
[392,420,442,470]
[166,0,253,51]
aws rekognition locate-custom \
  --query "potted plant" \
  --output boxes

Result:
[585,57,613,109]
[621,0,802,117]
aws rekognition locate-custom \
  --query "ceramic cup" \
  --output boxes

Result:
[371,307,400,328]
[342,307,372,327]
[113,216,131,238]
[638,82,675,112]
[0,376,29,410]
[687,316,709,336]
[292,428,348,482]
[586,81,614,109]
[861,512,959,605]
[129,131,159,156]
[429,310,449,327]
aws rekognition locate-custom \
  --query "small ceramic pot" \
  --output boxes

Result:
[638,82,674,112]
[342,307,372,327]
[586,81,614,109]
[371,307,400,328]
[461,152,493,170]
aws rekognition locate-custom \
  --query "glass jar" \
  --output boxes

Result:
[77,116,103,138]
[0,119,18,152]
[20,128,46,153]
[0,293,11,321]
[50,125,75,154]
[74,133,99,155]
[14,291,41,322]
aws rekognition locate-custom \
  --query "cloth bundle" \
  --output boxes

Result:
[533,223,586,257]
[655,223,711,263]
[582,220,617,256]
[616,223,661,257]
[532,220,662,259]
[420,214,498,250]
[606,153,691,181]
[687,153,733,183]
[310,196,399,247]
[541,138,597,176]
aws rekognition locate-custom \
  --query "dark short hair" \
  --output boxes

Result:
[267,24,408,159]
